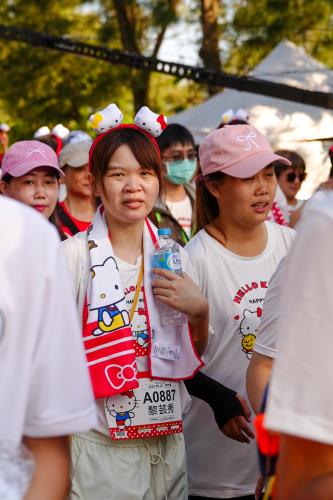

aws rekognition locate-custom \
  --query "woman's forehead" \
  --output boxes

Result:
[22,166,58,176]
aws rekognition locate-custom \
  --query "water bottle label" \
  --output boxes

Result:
[153,251,182,273]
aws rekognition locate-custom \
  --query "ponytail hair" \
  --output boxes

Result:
[195,170,225,232]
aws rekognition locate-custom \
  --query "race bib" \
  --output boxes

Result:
[104,379,182,440]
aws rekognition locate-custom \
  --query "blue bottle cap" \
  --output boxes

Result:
[158,228,171,236]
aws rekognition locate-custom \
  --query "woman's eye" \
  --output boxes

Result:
[24,180,33,185]
[46,179,57,184]
[141,170,152,176]
[110,172,124,177]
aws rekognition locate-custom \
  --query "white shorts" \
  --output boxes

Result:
[70,430,187,500]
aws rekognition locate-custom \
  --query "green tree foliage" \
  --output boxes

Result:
[0,0,205,139]
[227,0,333,73]
[0,0,134,140]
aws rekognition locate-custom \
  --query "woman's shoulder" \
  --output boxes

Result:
[266,220,296,248]
[185,229,207,253]
[61,230,89,274]
[61,230,88,254]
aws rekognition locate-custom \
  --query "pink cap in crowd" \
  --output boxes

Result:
[199,125,291,179]
[1,140,64,178]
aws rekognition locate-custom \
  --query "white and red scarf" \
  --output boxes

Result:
[82,206,202,399]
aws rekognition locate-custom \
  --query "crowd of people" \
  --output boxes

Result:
[0,104,333,500]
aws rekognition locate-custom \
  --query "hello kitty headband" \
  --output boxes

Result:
[88,103,167,165]
[222,108,249,125]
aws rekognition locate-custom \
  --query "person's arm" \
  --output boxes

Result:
[246,351,273,414]
[276,435,333,500]
[184,371,255,443]
[187,299,209,356]
[23,436,70,500]
[152,268,209,355]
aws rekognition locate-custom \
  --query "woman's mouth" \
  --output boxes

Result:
[251,202,269,214]
[123,200,143,209]
[33,205,48,212]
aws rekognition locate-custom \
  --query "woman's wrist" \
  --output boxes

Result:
[188,299,209,326]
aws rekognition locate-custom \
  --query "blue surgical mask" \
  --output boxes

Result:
[165,159,197,185]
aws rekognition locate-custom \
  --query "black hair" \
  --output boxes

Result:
[195,170,225,231]
[217,119,248,129]
[36,134,59,153]
[1,173,12,183]
[156,124,195,152]
[273,150,306,178]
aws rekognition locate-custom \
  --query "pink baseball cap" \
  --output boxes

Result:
[1,140,64,178]
[199,125,291,179]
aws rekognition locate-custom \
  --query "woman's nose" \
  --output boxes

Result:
[124,176,141,191]
[255,178,269,194]
[34,185,47,198]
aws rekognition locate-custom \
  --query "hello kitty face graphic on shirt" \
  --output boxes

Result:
[239,308,262,358]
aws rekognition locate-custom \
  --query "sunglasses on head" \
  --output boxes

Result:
[286,171,307,183]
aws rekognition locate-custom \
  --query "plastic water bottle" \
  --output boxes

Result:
[153,228,187,327]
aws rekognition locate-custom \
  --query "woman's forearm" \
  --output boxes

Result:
[23,436,71,500]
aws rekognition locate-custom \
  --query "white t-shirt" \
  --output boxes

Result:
[253,257,289,359]
[0,198,97,445]
[183,221,295,498]
[266,191,333,444]
[165,196,192,238]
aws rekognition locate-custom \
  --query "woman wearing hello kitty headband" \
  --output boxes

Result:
[62,103,209,499]
[183,124,296,500]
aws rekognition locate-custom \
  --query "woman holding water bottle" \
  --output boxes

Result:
[62,104,209,500]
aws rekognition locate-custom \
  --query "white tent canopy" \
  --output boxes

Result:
[170,41,333,198]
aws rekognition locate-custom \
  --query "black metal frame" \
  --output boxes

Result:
[1,24,333,109]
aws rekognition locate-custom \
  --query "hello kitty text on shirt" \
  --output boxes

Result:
[233,280,268,358]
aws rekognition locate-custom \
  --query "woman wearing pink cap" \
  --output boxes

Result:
[183,125,296,500]
[0,140,66,239]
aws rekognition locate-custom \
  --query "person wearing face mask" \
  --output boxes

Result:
[149,124,197,246]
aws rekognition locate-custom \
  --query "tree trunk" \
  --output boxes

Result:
[112,0,178,109]
[199,0,221,96]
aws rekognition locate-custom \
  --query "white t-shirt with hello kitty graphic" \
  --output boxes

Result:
[183,221,295,498]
